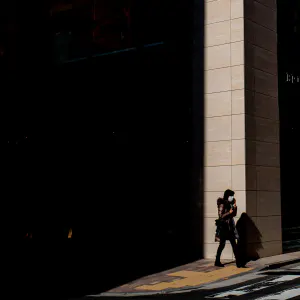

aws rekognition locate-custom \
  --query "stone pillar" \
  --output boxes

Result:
[203,0,282,259]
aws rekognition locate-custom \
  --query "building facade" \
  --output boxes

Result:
[203,0,300,259]
[203,0,280,259]
[2,0,300,279]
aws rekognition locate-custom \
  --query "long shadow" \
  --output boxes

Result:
[236,213,263,266]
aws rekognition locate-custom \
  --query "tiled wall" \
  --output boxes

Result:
[204,0,245,259]
[244,0,282,258]
[203,0,282,259]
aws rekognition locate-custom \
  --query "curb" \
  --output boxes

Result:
[86,257,300,298]
[259,258,300,271]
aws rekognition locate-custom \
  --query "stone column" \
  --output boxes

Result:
[203,0,282,259]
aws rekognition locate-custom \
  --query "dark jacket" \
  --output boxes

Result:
[215,197,239,242]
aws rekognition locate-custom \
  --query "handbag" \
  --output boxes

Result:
[215,218,223,242]
[215,218,224,227]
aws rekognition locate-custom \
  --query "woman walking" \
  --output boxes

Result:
[215,189,240,267]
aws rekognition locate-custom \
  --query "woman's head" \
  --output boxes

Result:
[223,189,235,202]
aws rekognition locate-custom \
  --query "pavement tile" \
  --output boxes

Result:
[104,253,300,295]
[107,259,253,294]
[135,266,252,291]
[168,271,201,277]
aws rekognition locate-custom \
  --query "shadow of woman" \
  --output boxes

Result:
[236,213,263,267]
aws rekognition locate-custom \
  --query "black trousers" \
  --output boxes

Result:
[216,236,237,261]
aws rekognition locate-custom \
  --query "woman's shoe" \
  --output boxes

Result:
[236,261,246,268]
[214,261,225,267]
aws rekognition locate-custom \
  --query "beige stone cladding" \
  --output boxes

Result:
[204,0,281,259]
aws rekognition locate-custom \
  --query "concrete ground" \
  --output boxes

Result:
[88,251,300,298]
[93,262,300,300]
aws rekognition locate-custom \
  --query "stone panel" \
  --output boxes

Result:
[245,190,257,217]
[232,165,246,190]
[231,41,244,66]
[205,141,232,166]
[205,44,231,70]
[255,216,282,242]
[205,21,231,47]
[245,67,255,91]
[245,19,277,53]
[231,65,245,90]
[245,43,277,75]
[205,91,231,117]
[246,115,279,143]
[245,67,278,97]
[256,166,280,192]
[232,114,245,140]
[255,0,276,9]
[205,67,231,93]
[244,0,276,31]
[231,0,244,19]
[204,191,223,218]
[204,166,232,192]
[245,90,279,120]
[258,241,282,258]
[232,139,245,165]
[231,18,244,42]
[205,0,231,24]
[246,140,280,167]
[232,89,245,114]
[256,191,281,217]
[206,115,231,141]
[246,165,257,190]
[234,190,246,217]
[254,69,278,98]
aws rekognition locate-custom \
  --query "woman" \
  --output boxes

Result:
[215,189,240,267]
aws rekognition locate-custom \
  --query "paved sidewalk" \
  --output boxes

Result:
[94,251,300,297]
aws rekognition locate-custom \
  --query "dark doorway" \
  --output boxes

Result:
[278,0,300,252]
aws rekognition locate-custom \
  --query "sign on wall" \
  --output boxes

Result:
[286,72,300,84]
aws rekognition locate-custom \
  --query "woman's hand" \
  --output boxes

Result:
[229,209,233,214]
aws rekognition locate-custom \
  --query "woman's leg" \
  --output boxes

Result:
[229,237,237,257]
[229,237,243,267]
[215,238,226,267]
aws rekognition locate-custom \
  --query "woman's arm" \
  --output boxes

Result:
[218,204,232,219]
[232,200,237,217]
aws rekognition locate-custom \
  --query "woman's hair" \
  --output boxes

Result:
[223,189,235,201]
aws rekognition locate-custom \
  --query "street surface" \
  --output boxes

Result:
[92,263,300,300]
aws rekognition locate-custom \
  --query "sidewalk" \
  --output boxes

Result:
[94,251,300,297]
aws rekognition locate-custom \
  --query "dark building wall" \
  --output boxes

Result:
[278,0,300,250]
[2,1,203,298]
